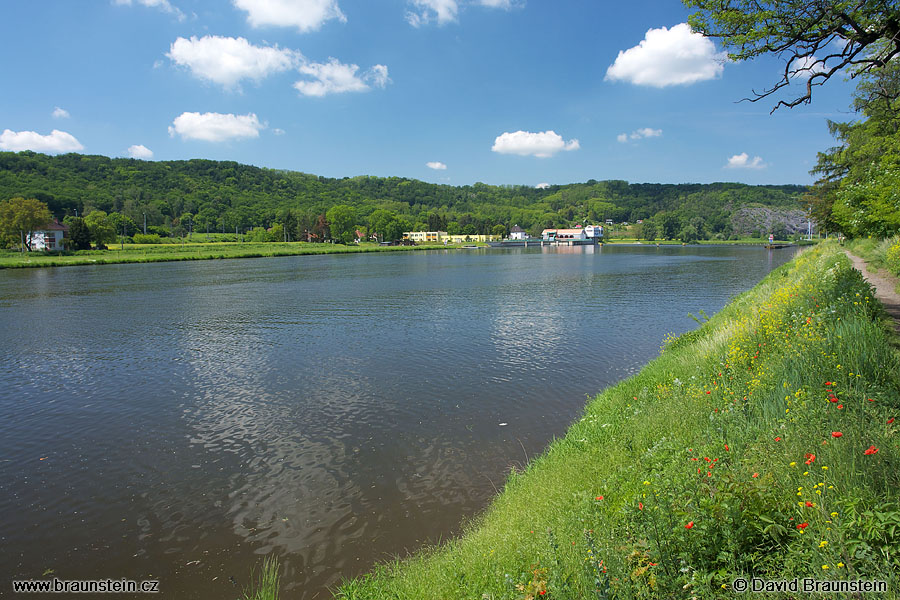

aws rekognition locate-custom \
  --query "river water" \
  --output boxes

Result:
[0,245,796,598]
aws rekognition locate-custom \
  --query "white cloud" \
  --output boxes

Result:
[127,144,154,159]
[294,59,390,96]
[789,55,827,80]
[491,130,580,158]
[426,161,447,170]
[407,0,458,26]
[535,182,551,189]
[272,128,286,135]
[167,36,298,89]
[233,0,346,32]
[618,127,662,142]
[52,107,70,119]
[477,0,516,7]
[0,129,84,153]
[606,23,726,87]
[168,112,264,142]
[725,152,765,169]
[113,0,184,20]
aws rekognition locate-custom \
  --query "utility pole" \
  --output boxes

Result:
[143,212,147,235]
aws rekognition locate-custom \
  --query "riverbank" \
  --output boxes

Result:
[337,242,900,599]
[0,242,451,269]
[602,237,820,246]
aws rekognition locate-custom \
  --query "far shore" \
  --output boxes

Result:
[0,237,822,270]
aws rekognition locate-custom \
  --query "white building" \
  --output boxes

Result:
[509,225,527,240]
[584,225,604,239]
[28,220,68,250]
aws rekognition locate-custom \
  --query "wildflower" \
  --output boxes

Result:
[822,564,829,570]
[775,437,782,442]
[819,540,828,548]
[752,473,759,478]
[868,398,875,402]
[837,562,844,568]
[888,418,895,424]
[837,404,843,409]
[806,501,813,507]
[789,462,796,467]
[685,521,694,529]
[830,512,838,518]
[864,445,879,455]
[706,391,711,394]
[804,453,815,465]
[831,432,842,438]
[797,522,809,529]
[724,444,729,451]
[648,562,657,566]
[638,502,643,510]
[596,496,604,500]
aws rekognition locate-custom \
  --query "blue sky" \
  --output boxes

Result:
[1,0,858,187]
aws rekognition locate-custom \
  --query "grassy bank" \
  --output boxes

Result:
[0,242,452,269]
[603,238,819,246]
[338,242,899,599]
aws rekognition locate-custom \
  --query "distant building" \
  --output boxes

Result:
[28,219,68,250]
[584,225,604,239]
[509,225,527,240]
[404,231,501,244]
[541,228,587,241]
[404,231,447,243]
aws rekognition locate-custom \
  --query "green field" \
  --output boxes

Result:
[0,242,454,269]
[335,242,899,599]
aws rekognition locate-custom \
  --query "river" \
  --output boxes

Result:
[0,244,797,598]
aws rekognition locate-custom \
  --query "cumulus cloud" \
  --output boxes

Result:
[233,0,345,32]
[272,128,286,135]
[406,0,458,26]
[0,129,84,153]
[168,112,264,142]
[618,127,662,142]
[167,36,299,89]
[294,59,390,96]
[113,0,184,20]
[606,23,726,87]
[477,0,516,8]
[52,107,70,119]
[789,55,827,80]
[492,130,580,158]
[725,152,765,169]
[535,182,551,189]
[127,144,154,159]
[426,161,447,170]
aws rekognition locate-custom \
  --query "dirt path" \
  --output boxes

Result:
[845,250,900,334]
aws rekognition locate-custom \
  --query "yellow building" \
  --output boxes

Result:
[403,232,501,244]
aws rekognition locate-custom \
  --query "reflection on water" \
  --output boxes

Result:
[0,245,797,598]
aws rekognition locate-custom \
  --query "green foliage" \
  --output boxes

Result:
[0,152,805,243]
[67,217,92,250]
[242,556,280,600]
[0,196,52,251]
[83,210,117,248]
[684,0,900,110]
[887,240,900,277]
[326,204,356,244]
[132,233,161,244]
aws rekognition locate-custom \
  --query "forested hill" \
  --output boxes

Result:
[0,151,806,238]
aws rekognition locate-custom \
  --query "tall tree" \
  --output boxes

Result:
[66,217,92,250]
[684,0,900,110]
[0,197,52,252]
[84,210,117,249]
[326,205,356,244]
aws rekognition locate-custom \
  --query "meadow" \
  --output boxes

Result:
[330,242,899,599]
[0,242,449,269]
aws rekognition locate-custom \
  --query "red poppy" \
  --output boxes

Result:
[825,382,832,386]
[775,437,782,442]
[638,502,643,510]
[724,444,730,451]
[864,446,879,455]
[704,457,711,462]
[888,418,895,424]
[752,472,759,478]
[868,398,875,402]
[707,471,712,477]
[797,522,809,529]
[706,391,711,394]
[647,562,657,566]
[832,432,842,438]
[691,457,698,461]
[596,496,604,500]
[685,521,694,529]
[805,501,813,507]
[804,453,815,465]
[539,591,546,596]
[837,404,843,409]
[829,397,838,403]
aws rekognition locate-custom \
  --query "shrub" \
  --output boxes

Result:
[133,233,162,244]
[886,239,900,277]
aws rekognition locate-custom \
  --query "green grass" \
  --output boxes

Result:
[242,556,280,600]
[337,242,900,599]
[0,242,454,269]
[603,238,818,246]
[846,237,898,272]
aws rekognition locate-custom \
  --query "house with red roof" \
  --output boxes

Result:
[28,219,68,250]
